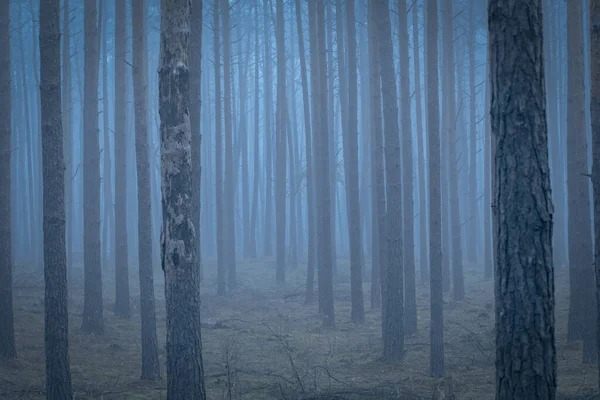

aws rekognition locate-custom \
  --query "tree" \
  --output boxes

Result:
[398,0,416,334]
[467,0,479,265]
[0,0,15,361]
[374,0,404,361]
[62,0,73,281]
[39,0,73,396]
[566,0,595,357]
[489,0,556,397]
[213,0,225,296]
[590,0,600,387]
[159,0,206,397]
[82,0,104,335]
[426,0,444,378]
[275,0,287,284]
[132,0,160,380]
[264,0,274,258]
[221,0,236,291]
[114,0,130,319]
[249,0,261,259]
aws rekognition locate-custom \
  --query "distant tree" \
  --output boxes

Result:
[426,0,444,378]
[263,0,274,258]
[591,0,600,388]
[0,0,16,363]
[82,0,104,335]
[132,0,160,380]
[398,0,416,334]
[114,0,130,319]
[213,0,225,296]
[221,0,236,291]
[249,0,261,259]
[39,0,73,397]
[489,0,556,397]
[566,0,595,358]
[159,0,206,397]
[467,0,479,265]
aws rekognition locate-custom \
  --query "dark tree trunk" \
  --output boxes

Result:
[159,0,207,397]
[374,0,404,362]
[214,0,225,296]
[82,0,104,335]
[0,0,15,361]
[114,0,130,319]
[62,0,73,282]
[40,0,73,396]
[133,0,160,380]
[489,0,557,397]
[426,0,444,378]
[398,0,416,334]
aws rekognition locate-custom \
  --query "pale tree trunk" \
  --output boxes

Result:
[483,21,492,281]
[442,0,464,301]
[190,0,203,281]
[374,0,404,362]
[102,6,114,276]
[62,0,73,282]
[264,0,273,257]
[114,0,130,318]
[236,24,250,260]
[467,0,478,264]
[426,0,444,378]
[275,0,287,283]
[310,0,334,326]
[40,0,73,396]
[296,0,316,304]
[214,0,225,296]
[489,0,556,397]
[368,0,384,312]
[159,0,206,397]
[221,0,237,290]
[590,1,600,388]
[249,0,260,259]
[133,0,160,380]
[0,0,16,361]
[566,0,595,356]
[286,93,298,270]
[82,0,104,334]
[398,0,416,334]
[327,3,338,276]
[413,2,428,285]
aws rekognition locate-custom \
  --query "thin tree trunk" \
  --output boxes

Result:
[102,4,114,275]
[467,0,478,264]
[250,0,260,259]
[159,0,207,396]
[214,0,225,296]
[264,0,273,258]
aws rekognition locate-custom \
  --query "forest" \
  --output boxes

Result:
[0,0,597,398]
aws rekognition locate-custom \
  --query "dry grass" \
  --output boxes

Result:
[0,259,597,399]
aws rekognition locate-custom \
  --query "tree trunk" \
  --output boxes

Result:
[296,0,316,304]
[214,0,225,296]
[426,0,444,378]
[374,0,404,362]
[249,0,260,259]
[159,0,207,397]
[0,0,16,361]
[82,0,104,335]
[264,0,273,258]
[413,2,428,285]
[489,0,556,397]
[326,3,338,277]
[467,0,478,265]
[62,0,73,283]
[483,24,493,281]
[566,0,595,355]
[40,0,73,395]
[133,0,160,380]
[398,0,416,334]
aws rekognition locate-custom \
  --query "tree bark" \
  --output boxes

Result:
[82,0,104,335]
[264,0,273,258]
[489,0,557,397]
[62,0,73,283]
[426,0,444,378]
[40,0,73,395]
[159,0,207,397]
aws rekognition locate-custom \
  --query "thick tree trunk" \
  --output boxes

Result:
[275,0,287,284]
[40,0,73,395]
[398,0,416,334]
[159,0,206,397]
[374,0,404,362]
[82,0,104,334]
[221,0,237,290]
[0,0,16,361]
[114,0,130,319]
[133,0,160,380]
[214,0,225,296]
[566,1,595,355]
[426,0,444,378]
[62,0,73,282]
[296,0,316,304]
[489,0,556,397]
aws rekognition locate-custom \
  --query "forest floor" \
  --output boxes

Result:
[0,258,598,399]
